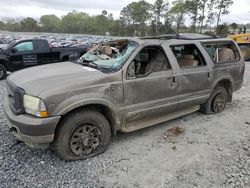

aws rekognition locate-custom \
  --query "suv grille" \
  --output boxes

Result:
[6,79,25,115]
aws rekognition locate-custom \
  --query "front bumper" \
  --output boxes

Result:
[4,98,61,145]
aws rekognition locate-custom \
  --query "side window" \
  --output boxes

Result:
[15,41,33,52]
[36,40,49,51]
[170,44,206,68]
[202,42,240,64]
[127,46,171,78]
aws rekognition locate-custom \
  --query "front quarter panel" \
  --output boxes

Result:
[44,73,125,129]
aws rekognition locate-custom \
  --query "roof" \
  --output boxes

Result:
[140,33,220,40]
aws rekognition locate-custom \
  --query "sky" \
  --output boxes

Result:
[0,0,249,24]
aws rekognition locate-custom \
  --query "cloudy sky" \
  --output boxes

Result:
[0,0,249,24]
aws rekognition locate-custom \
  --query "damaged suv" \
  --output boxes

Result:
[4,34,245,160]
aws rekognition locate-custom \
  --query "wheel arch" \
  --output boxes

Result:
[55,103,122,137]
[212,77,233,102]
[62,55,69,61]
[0,59,7,68]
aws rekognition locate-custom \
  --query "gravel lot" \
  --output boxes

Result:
[0,63,250,188]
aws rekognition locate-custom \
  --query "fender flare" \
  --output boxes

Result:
[55,98,124,131]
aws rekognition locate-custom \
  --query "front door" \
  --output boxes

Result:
[123,46,179,125]
[9,41,37,71]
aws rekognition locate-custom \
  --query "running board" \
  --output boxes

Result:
[120,105,200,133]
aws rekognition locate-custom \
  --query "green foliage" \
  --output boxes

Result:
[215,0,233,27]
[230,23,238,34]
[120,0,152,36]
[40,15,61,32]
[185,0,201,32]
[20,17,38,32]
[216,23,229,36]
[0,0,236,37]
[169,0,187,32]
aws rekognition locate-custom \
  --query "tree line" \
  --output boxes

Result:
[0,0,244,36]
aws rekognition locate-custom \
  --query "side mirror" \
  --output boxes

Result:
[69,54,79,62]
[127,61,136,79]
[11,47,17,53]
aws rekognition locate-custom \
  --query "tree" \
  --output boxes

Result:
[61,11,90,33]
[40,15,61,32]
[169,0,187,33]
[230,23,238,34]
[206,0,217,31]
[120,1,151,36]
[152,0,169,34]
[216,23,229,36]
[215,0,233,28]
[0,21,4,29]
[20,17,38,32]
[198,0,209,33]
[185,0,201,32]
[92,10,113,35]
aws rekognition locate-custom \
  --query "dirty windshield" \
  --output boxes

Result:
[78,39,138,71]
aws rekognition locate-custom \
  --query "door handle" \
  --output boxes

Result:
[167,77,176,84]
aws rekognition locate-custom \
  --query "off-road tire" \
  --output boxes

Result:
[0,64,7,80]
[54,110,111,161]
[200,86,228,115]
[240,45,250,61]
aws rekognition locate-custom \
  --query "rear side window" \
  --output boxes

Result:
[170,44,206,68]
[36,40,49,51]
[202,41,240,64]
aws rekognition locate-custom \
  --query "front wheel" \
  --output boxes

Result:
[54,110,111,160]
[0,64,7,80]
[200,86,228,114]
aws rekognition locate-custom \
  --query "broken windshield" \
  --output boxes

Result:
[78,40,138,71]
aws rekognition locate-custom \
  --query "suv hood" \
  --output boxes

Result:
[8,62,103,97]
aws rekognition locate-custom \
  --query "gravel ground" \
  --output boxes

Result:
[0,63,250,188]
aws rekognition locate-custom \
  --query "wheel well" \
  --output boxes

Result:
[55,104,117,136]
[62,55,69,61]
[217,79,233,102]
[0,61,7,67]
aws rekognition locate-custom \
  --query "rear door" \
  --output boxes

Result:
[169,43,213,109]
[9,40,37,71]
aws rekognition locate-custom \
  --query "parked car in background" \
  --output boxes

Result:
[0,39,90,80]
[4,34,245,160]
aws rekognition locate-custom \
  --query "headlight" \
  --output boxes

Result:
[23,95,48,118]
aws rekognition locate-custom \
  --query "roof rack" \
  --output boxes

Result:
[140,33,219,40]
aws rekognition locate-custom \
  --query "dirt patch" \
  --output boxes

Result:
[163,126,185,141]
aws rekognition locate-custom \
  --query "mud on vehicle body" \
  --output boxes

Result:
[4,34,245,160]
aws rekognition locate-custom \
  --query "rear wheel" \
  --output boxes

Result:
[54,110,111,160]
[200,86,228,114]
[0,64,7,80]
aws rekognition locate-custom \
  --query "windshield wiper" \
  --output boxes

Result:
[79,61,103,71]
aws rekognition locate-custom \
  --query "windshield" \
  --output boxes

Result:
[77,40,138,71]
